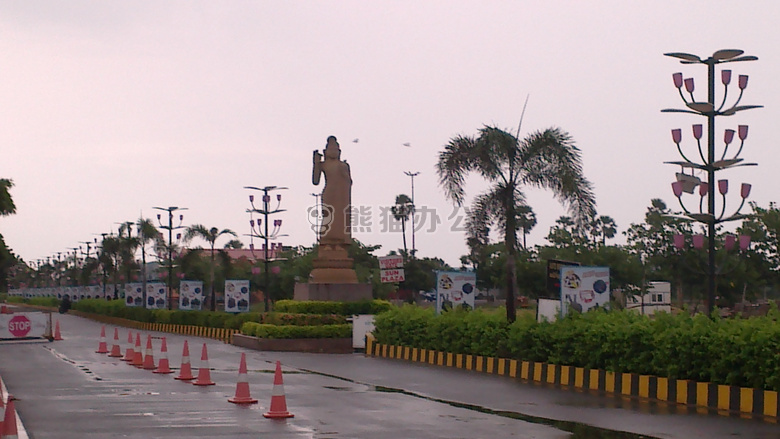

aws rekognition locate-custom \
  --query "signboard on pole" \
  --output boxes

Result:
[179,281,204,310]
[379,255,404,269]
[145,282,167,309]
[435,271,477,313]
[225,280,250,313]
[546,259,580,296]
[0,313,49,339]
[125,283,143,307]
[560,266,610,316]
[380,268,405,283]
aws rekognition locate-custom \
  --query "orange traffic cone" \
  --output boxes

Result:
[121,330,134,362]
[174,340,195,381]
[154,337,173,374]
[2,396,18,439]
[108,328,122,357]
[192,343,215,386]
[0,382,5,434]
[95,326,109,354]
[263,361,294,418]
[142,335,156,370]
[130,333,144,367]
[228,353,258,404]
[53,320,63,341]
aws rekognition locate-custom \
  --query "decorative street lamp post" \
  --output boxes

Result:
[404,171,419,256]
[663,49,761,314]
[245,186,287,312]
[153,206,187,310]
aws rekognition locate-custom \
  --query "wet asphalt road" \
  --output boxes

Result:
[0,311,778,439]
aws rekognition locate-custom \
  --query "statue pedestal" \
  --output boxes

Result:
[293,283,373,302]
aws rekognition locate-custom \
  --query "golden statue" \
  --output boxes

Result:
[312,136,351,245]
[308,136,358,284]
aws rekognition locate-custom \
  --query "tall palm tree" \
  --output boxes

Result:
[517,204,537,250]
[391,194,414,257]
[437,125,595,322]
[184,224,237,311]
[591,215,618,246]
[0,179,16,216]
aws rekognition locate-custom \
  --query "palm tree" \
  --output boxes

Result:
[0,179,16,216]
[184,224,237,311]
[517,204,537,250]
[437,125,595,322]
[135,218,160,297]
[591,215,618,246]
[391,194,414,257]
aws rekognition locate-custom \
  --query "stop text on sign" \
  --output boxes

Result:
[8,315,32,337]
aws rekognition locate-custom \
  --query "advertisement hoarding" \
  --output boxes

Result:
[435,271,477,314]
[560,266,610,316]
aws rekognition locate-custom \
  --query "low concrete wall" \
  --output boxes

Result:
[233,333,353,354]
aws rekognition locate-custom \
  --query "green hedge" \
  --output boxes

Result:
[373,304,780,391]
[274,299,393,315]
[67,299,355,337]
[241,322,351,339]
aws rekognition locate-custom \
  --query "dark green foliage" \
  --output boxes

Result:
[373,305,780,391]
[274,299,392,315]
[241,322,351,339]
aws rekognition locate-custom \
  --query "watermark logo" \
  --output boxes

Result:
[307,203,334,234]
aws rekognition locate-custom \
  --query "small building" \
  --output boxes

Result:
[626,281,672,315]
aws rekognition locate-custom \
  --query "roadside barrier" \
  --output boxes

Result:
[263,361,293,418]
[365,336,779,422]
[228,353,258,404]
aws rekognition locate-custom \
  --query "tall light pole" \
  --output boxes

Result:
[404,171,419,256]
[245,186,287,311]
[310,192,322,244]
[663,49,760,314]
[153,206,187,310]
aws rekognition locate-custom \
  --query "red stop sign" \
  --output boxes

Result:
[8,315,32,337]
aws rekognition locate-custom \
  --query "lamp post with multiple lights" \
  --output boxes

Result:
[663,49,761,314]
[404,171,419,256]
[153,206,187,310]
[245,186,287,311]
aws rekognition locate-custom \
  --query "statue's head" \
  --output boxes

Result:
[324,136,340,159]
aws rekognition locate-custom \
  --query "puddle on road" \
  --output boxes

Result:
[301,367,655,438]
[374,385,655,439]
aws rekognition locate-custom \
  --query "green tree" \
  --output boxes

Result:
[0,179,17,291]
[437,126,596,322]
[517,204,537,250]
[185,225,237,311]
[391,194,414,256]
[590,215,618,247]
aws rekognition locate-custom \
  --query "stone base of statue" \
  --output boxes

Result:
[293,242,372,302]
[293,282,372,302]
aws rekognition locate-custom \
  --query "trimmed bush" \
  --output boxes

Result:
[373,304,780,391]
[274,299,393,315]
[241,322,351,339]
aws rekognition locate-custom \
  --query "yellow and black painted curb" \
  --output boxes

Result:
[365,337,778,421]
[69,310,237,344]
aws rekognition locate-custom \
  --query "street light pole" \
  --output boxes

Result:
[245,186,288,312]
[404,171,419,256]
[664,49,760,314]
[153,206,187,310]
[310,192,322,244]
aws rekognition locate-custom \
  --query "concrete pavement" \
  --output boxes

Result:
[0,310,778,438]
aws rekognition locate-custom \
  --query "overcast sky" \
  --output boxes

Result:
[2,1,779,268]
